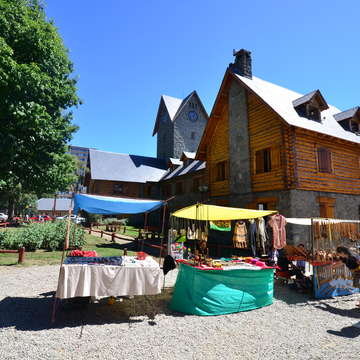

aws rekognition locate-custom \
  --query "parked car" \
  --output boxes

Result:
[56,215,85,224]
[0,213,8,222]
[29,215,53,222]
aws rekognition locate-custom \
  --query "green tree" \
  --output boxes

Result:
[0,0,80,216]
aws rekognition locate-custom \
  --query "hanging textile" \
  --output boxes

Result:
[248,219,257,257]
[268,214,287,250]
[256,217,268,256]
[187,225,196,240]
[233,221,248,248]
[210,221,232,232]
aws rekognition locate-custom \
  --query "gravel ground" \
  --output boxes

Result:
[1,265,360,360]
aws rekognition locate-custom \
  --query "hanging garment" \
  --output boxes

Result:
[256,217,268,255]
[187,226,196,240]
[163,255,176,275]
[210,221,231,232]
[233,221,248,248]
[248,219,257,257]
[268,214,287,250]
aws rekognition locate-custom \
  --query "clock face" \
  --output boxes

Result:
[188,111,198,122]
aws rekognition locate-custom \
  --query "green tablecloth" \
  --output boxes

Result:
[170,263,274,316]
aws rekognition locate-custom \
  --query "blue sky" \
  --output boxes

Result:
[46,0,360,157]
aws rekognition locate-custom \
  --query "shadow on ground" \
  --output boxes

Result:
[327,326,360,338]
[0,288,183,332]
[273,281,311,305]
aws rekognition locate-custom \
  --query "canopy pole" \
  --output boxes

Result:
[51,196,73,323]
[159,203,167,266]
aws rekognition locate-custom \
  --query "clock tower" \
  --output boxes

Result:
[152,91,208,160]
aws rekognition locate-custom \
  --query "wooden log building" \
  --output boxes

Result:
[197,49,360,243]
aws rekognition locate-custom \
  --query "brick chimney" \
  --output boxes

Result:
[229,49,252,79]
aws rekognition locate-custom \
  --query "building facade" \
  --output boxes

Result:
[158,152,207,212]
[197,49,360,243]
[84,149,168,198]
[153,91,209,160]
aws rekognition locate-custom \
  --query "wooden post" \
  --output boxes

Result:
[18,247,25,264]
[52,194,57,221]
[111,232,115,242]
[159,203,167,266]
[88,227,92,234]
[144,212,149,232]
[124,248,128,256]
[52,199,73,324]
[100,230,103,238]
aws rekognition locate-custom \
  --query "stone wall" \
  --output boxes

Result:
[228,81,252,195]
[227,188,360,247]
[156,107,174,160]
[173,95,207,158]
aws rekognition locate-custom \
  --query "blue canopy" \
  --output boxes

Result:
[73,194,163,215]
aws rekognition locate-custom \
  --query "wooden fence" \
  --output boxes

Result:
[0,247,25,263]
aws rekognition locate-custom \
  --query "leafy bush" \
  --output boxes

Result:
[82,211,102,226]
[0,221,86,251]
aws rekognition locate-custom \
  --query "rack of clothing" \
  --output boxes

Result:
[169,204,286,259]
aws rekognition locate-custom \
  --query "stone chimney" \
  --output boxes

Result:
[229,49,252,79]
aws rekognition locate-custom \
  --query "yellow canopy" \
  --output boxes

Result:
[171,203,276,221]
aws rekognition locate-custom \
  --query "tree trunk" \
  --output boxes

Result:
[7,197,15,219]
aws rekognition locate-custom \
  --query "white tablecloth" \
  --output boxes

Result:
[56,256,163,299]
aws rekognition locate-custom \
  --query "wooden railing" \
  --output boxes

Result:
[0,247,25,263]
[88,226,167,254]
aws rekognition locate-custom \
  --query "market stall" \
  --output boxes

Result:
[169,203,277,316]
[286,217,360,299]
[52,194,167,321]
[56,255,162,299]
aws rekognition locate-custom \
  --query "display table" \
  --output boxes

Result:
[170,262,274,316]
[56,256,163,299]
[313,262,359,299]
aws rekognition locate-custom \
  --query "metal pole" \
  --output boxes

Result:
[159,203,167,266]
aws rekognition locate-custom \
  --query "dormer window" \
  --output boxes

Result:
[351,120,359,133]
[308,106,321,121]
[334,107,360,134]
[293,90,328,122]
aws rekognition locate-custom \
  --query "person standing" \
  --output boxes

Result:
[336,246,360,307]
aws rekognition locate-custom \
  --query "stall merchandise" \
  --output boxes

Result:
[170,204,277,315]
[52,194,167,322]
[286,217,360,299]
[56,255,162,299]
[171,204,278,259]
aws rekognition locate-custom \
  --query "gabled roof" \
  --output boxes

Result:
[152,91,209,136]
[292,89,329,111]
[197,70,360,159]
[180,152,196,161]
[334,106,360,122]
[162,95,183,120]
[37,198,72,211]
[169,158,183,166]
[89,149,167,183]
[236,73,359,143]
[160,160,206,181]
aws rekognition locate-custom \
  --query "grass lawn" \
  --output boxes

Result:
[0,232,136,267]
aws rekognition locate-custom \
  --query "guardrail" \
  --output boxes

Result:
[0,247,25,263]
